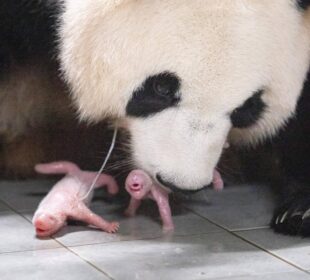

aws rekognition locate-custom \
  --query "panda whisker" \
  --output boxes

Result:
[113,167,136,179]
[106,159,135,171]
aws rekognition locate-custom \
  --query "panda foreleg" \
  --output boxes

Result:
[271,181,310,236]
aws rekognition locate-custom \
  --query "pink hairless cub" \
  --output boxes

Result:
[124,169,174,232]
[33,161,119,237]
[124,169,224,232]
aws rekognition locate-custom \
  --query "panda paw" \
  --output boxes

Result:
[271,192,310,236]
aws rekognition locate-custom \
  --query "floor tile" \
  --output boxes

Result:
[0,200,10,212]
[0,211,61,254]
[1,179,309,279]
[0,248,110,280]
[71,232,297,280]
[214,271,310,280]
[0,180,55,212]
[53,203,222,247]
[182,184,275,230]
[236,228,310,270]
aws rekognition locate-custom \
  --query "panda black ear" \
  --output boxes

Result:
[297,0,310,10]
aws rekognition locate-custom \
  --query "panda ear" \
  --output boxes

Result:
[297,0,310,10]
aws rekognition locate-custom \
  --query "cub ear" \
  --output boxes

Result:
[297,0,310,10]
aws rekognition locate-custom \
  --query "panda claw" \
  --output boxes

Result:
[271,193,310,237]
[302,209,310,220]
[279,211,288,224]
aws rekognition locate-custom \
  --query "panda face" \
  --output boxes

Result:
[60,0,310,191]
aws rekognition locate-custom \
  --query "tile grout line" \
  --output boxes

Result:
[64,246,116,280]
[232,226,270,232]
[66,235,174,249]
[231,233,310,276]
[60,236,167,249]
[182,204,310,274]
[50,233,116,280]
[0,198,32,221]
[0,247,63,256]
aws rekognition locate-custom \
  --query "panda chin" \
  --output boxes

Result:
[155,168,223,194]
[155,173,209,194]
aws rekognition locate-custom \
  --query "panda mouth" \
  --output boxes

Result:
[156,174,208,194]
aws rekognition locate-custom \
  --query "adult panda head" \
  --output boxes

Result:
[59,0,310,192]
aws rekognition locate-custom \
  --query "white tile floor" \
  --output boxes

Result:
[0,180,309,280]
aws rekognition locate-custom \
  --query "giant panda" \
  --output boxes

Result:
[1,0,310,236]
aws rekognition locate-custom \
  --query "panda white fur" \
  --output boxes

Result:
[2,0,310,236]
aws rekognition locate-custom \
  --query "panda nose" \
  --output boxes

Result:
[156,174,208,194]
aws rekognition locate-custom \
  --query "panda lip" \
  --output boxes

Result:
[156,174,205,194]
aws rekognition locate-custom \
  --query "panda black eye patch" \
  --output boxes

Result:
[297,0,310,10]
[126,72,181,118]
[230,90,266,128]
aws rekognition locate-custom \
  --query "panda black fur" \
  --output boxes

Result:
[250,70,310,236]
[0,0,60,68]
[0,1,64,176]
[0,1,120,177]
[298,0,310,10]
[2,0,310,237]
[238,72,310,236]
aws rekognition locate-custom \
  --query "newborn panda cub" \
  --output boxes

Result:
[33,161,119,237]
[125,170,224,232]
[33,160,223,235]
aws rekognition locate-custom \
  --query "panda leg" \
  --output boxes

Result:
[271,182,310,236]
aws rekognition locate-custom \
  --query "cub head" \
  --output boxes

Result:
[60,0,310,192]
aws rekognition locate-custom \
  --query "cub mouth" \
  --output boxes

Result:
[129,183,142,192]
